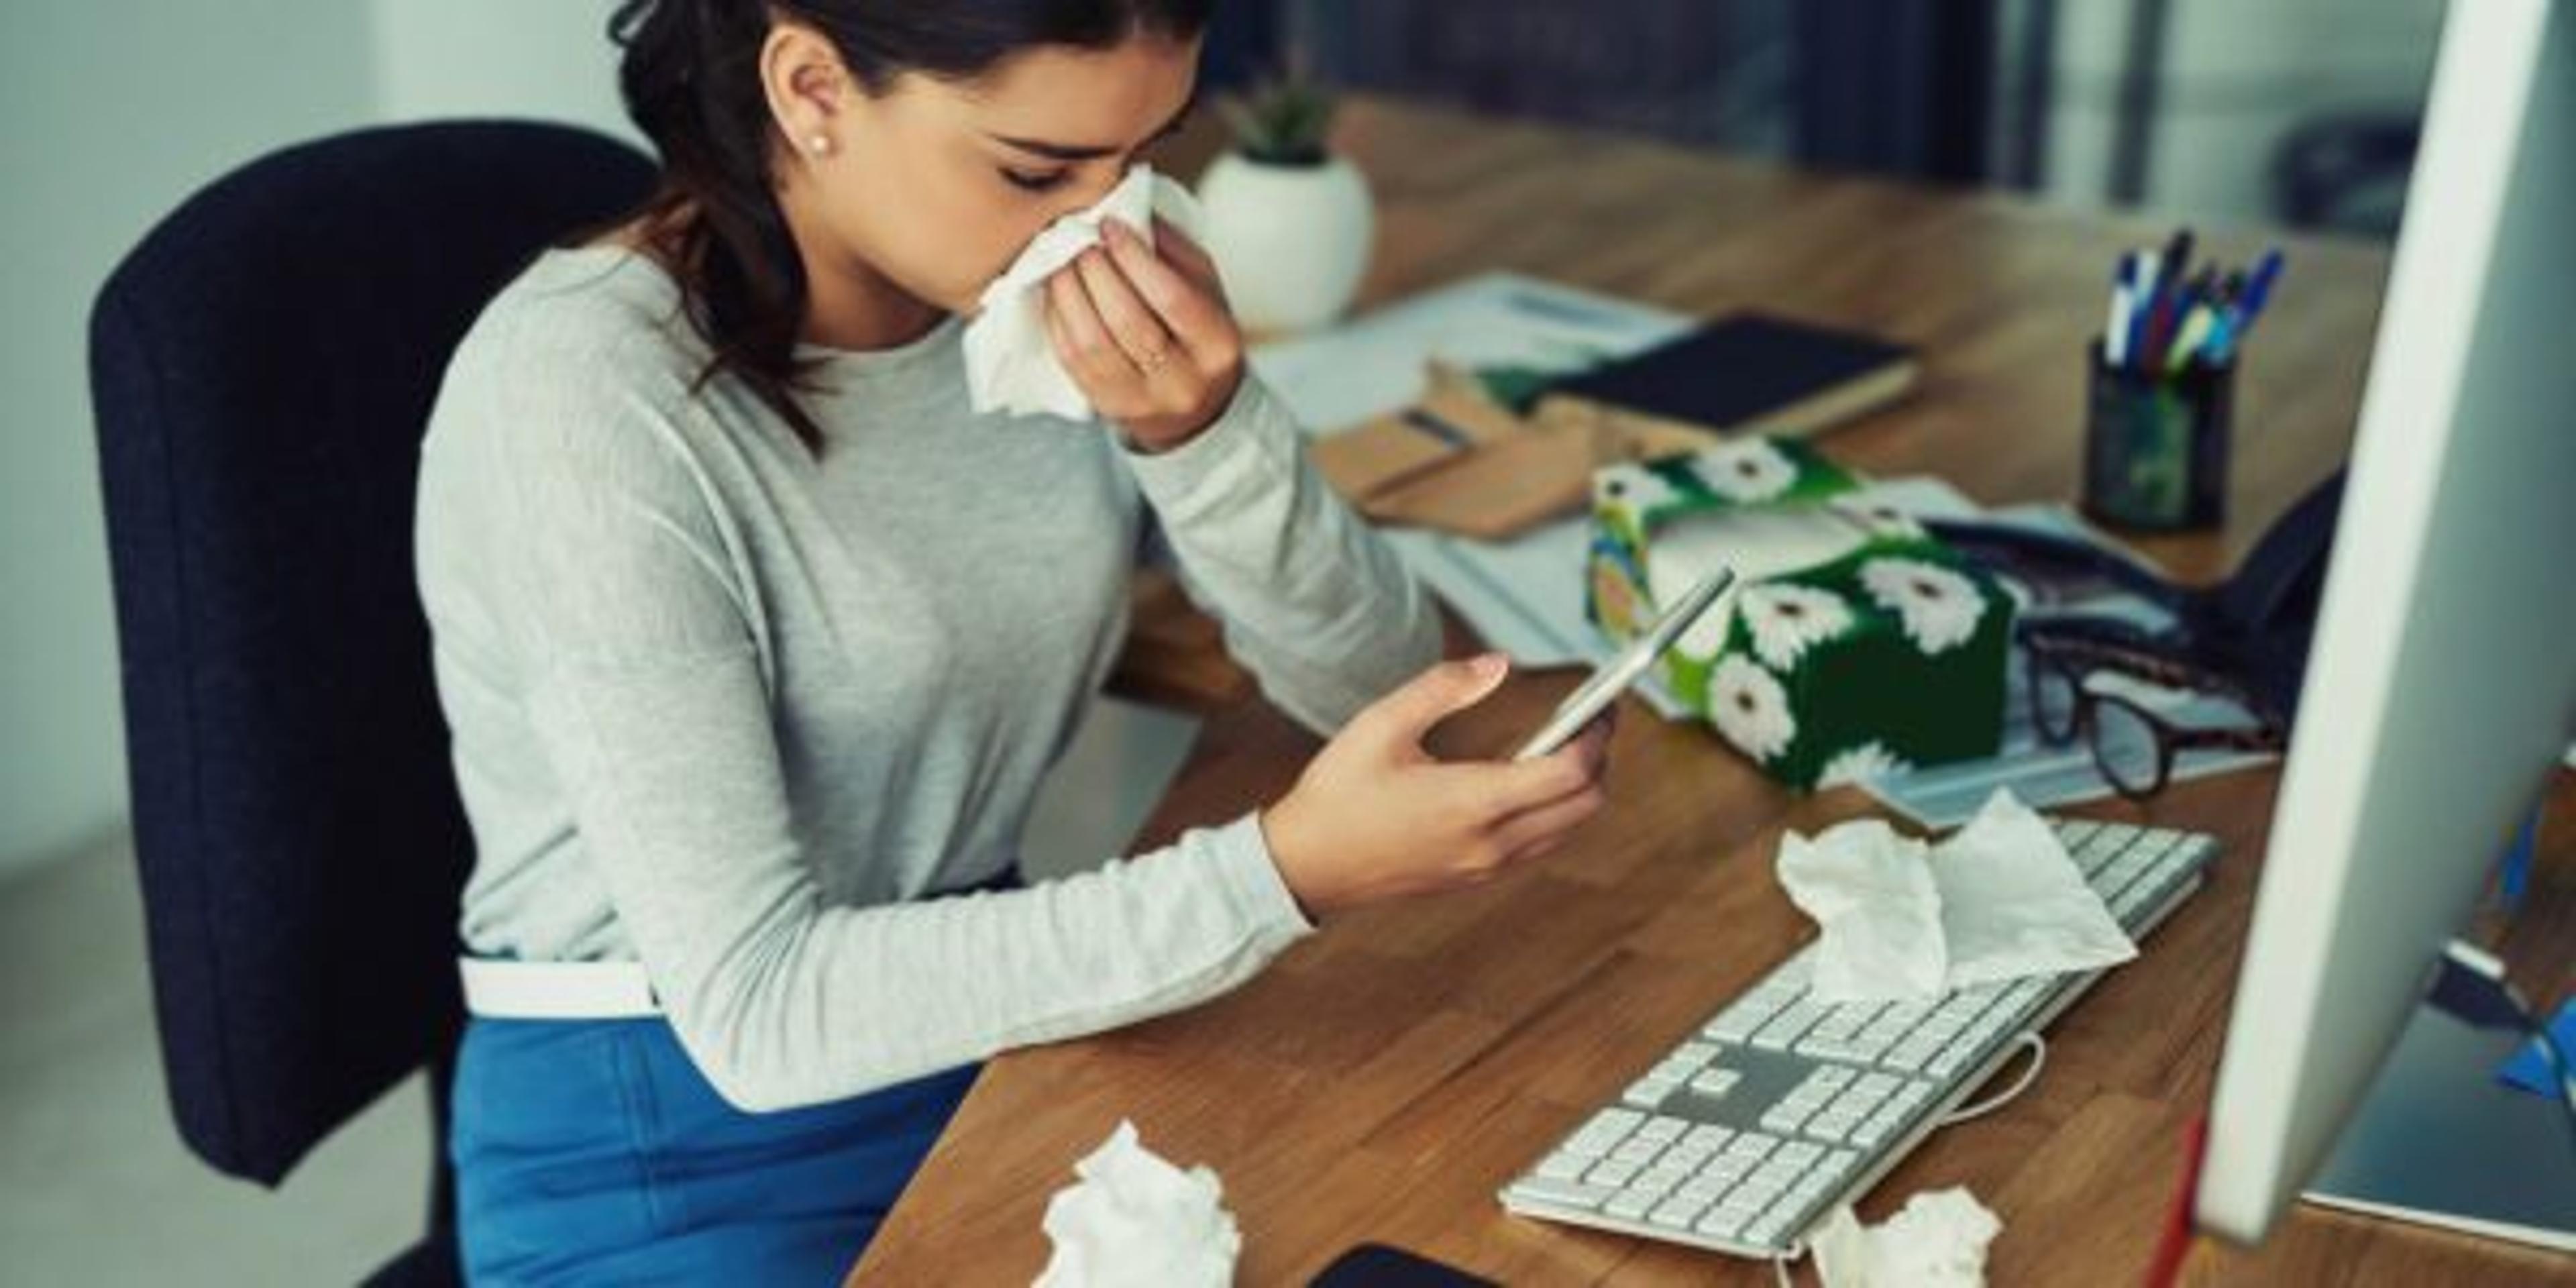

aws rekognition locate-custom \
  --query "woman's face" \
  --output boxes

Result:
[767,28,1203,317]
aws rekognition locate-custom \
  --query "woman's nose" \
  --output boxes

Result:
[1051,165,1134,220]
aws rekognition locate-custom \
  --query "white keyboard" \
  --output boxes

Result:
[1499,818,2217,1258]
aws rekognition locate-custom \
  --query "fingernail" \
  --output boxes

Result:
[1474,652,1509,679]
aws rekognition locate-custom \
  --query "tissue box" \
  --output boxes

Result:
[1587,437,2012,790]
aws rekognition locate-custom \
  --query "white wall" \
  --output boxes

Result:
[0,2,633,879]
[0,3,380,879]
[372,1,634,144]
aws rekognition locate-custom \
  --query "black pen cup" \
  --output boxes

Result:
[2080,337,2232,531]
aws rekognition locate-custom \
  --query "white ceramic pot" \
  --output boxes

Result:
[1195,151,1375,333]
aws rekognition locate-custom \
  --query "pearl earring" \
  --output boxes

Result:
[807,134,830,156]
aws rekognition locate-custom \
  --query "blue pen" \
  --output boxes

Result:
[2209,250,2284,364]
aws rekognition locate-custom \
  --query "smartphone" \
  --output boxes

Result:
[1511,567,1737,761]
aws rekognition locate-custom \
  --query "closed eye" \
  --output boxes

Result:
[1001,166,1073,193]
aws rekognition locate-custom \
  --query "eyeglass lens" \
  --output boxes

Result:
[2089,695,2167,796]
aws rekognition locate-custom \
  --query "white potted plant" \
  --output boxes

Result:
[1197,62,1374,334]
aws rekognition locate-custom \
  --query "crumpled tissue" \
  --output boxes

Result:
[1810,1186,2003,1287]
[1777,788,2137,1004]
[1032,1119,1240,1288]
[964,165,1209,421]
[1776,818,1949,1003]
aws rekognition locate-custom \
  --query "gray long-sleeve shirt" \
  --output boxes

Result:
[414,246,1441,1111]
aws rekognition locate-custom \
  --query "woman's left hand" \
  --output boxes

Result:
[1043,217,1245,453]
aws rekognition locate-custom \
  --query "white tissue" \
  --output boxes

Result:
[1778,821,1948,1003]
[965,166,1210,421]
[1934,790,2139,989]
[1810,1186,2003,1287]
[1032,1119,1240,1288]
[1776,789,2137,1004]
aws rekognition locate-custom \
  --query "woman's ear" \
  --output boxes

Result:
[760,21,849,160]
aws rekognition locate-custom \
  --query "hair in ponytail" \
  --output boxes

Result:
[606,0,1214,452]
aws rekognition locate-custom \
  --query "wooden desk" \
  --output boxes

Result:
[855,97,2576,1286]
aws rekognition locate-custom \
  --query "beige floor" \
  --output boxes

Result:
[0,696,1197,1285]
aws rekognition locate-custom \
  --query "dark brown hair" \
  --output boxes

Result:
[608,0,1215,449]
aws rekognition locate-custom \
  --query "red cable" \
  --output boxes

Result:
[2143,1114,2210,1287]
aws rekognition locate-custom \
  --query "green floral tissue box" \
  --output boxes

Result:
[1586,437,2014,790]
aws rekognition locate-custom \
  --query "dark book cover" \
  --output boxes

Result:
[1546,312,1917,440]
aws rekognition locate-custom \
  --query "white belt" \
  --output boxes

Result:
[460,957,662,1020]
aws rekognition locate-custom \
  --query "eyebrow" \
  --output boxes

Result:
[987,96,1196,162]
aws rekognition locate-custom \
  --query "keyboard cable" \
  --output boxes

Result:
[1936,1032,2049,1127]
[1766,1032,2051,1286]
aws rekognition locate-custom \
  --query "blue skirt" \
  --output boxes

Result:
[449,1017,975,1285]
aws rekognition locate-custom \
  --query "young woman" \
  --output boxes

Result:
[415,1,1615,1280]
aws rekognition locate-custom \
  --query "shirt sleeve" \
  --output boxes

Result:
[447,341,1314,1113]
[1122,376,1446,734]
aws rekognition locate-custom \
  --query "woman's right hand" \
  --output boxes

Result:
[1260,653,1615,919]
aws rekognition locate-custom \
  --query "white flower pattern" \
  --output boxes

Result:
[1817,740,1912,789]
[1710,655,1797,763]
[1860,557,1986,655]
[1696,437,1799,504]
[1737,583,1855,671]
[1597,464,1680,524]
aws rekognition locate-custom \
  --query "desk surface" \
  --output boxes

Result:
[853,97,2576,1286]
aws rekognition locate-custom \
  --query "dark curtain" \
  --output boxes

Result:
[1271,0,1997,184]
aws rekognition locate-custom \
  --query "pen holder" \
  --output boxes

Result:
[2080,338,2233,531]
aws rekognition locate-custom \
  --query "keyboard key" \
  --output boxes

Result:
[1776,1141,1825,1169]
[1751,1003,1827,1051]
[1638,1115,1690,1142]
[1605,1189,1657,1220]
[1535,1151,1592,1181]
[1689,1069,1741,1098]
[1760,1106,1811,1135]
[1571,1108,1643,1146]
[1802,1114,1854,1144]
[1650,1197,1709,1228]
[1683,1125,1734,1150]
[1586,1161,1642,1187]
[1715,1187,1772,1216]
[1608,1138,1662,1166]
[1622,1077,1678,1110]
[1705,997,1786,1043]
[1695,1205,1750,1240]
[1731,1179,1787,1211]
[1509,1177,1616,1210]
[1662,1142,1715,1169]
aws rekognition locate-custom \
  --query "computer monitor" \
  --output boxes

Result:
[2194,0,2576,1246]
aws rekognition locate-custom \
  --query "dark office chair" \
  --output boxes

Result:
[89,121,656,1286]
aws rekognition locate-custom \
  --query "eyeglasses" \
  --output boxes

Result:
[2023,631,2284,799]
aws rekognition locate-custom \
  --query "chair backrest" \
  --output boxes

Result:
[89,121,656,1186]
